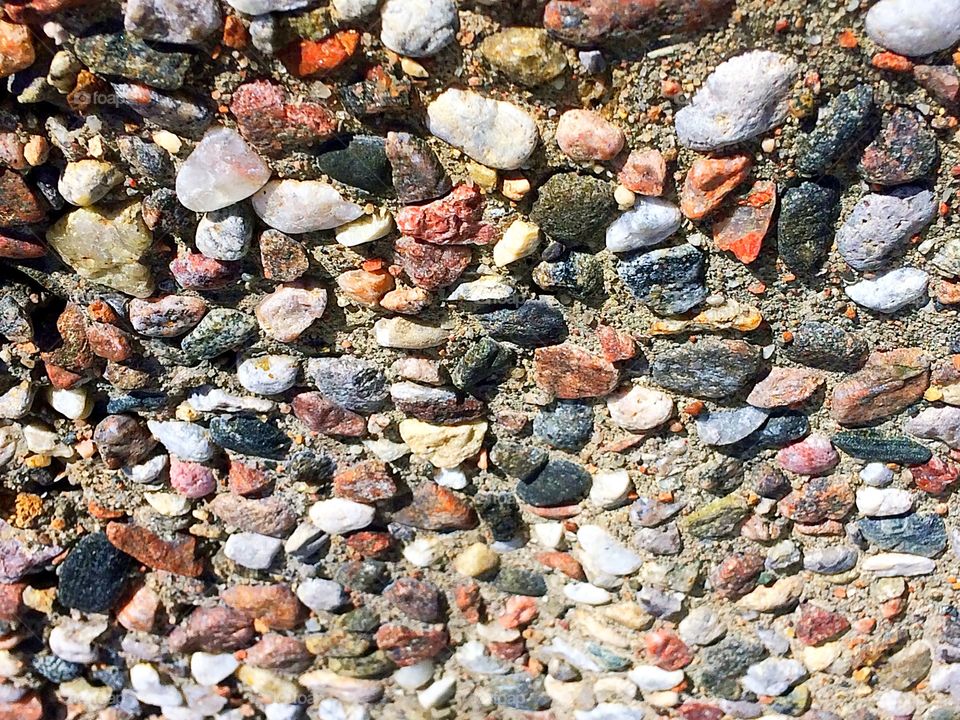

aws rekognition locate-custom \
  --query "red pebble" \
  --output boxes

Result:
[395,184,491,245]
[909,457,958,496]
[170,251,240,290]
[645,627,693,670]
[169,457,217,499]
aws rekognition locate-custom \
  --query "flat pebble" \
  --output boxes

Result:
[845,268,929,314]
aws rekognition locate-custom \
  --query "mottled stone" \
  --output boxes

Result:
[777,180,841,276]
[651,338,761,399]
[617,244,707,315]
[831,348,929,427]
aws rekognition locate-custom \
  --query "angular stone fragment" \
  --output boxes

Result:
[533,344,618,399]
[175,127,271,212]
[859,108,938,186]
[182,309,258,362]
[712,180,776,264]
[0,170,44,227]
[46,203,153,298]
[831,348,930,427]
[256,286,328,343]
[252,180,363,234]
[617,244,707,315]
[778,477,854,523]
[230,81,337,158]
[837,187,936,271]
[680,154,751,220]
[396,184,489,245]
[530,173,617,247]
[785,321,867,371]
[125,0,222,45]
[794,85,876,177]
[385,132,451,204]
[392,483,478,531]
[106,523,203,577]
[605,196,681,253]
[73,32,192,91]
[380,0,459,57]
[747,367,824,408]
[675,51,797,150]
[427,90,539,170]
[398,419,487,467]
[113,83,214,136]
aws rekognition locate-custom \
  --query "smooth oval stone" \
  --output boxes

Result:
[530,173,617,247]
[57,533,132,614]
[533,402,594,450]
[226,0,312,13]
[516,459,591,507]
[651,337,761,400]
[495,568,547,597]
[427,89,539,170]
[675,50,798,150]
[866,0,960,56]
[181,309,258,362]
[605,196,682,253]
[176,127,271,212]
[252,180,363,234]
[480,300,568,348]
[209,415,291,460]
[845,268,929,314]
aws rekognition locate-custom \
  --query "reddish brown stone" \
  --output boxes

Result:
[0,583,24,622]
[390,385,485,425]
[394,235,472,290]
[337,269,395,308]
[222,583,305,631]
[292,392,367,437]
[645,628,693,670]
[914,64,960,104]
[3,0,91,23]
[392,482,478,531]
[710,551,764,600]
[230,80,337,158]
[40,303,94,374]
[680,154,751,220]
[169,605,254,653]
[543,0,735,46]
[278,30,360,78]
[534,551,585,580]
[227,459,272,496]
[831,348,930,427]
[793,520,845,536]
[45,363,86,390]
[747,366,824,409]
[106,523,203,577]
[384,577,442,622]
[334,460,398,503]
[0,20,34,79]
[170,250,240,290]
[777,477,854,524]
[380,285,433,315]
[498,596,539,629]
[94,415,156,469]
[616,148,667,196]
[908,457,958,497]
[342,64,420,120]
[0,693,42,720]
[713,180,776,264]
[533,343,619,399]
[795,603,850,646]
[395,184,492,245]
[222,15,249,50]
[86,321,134,362]
[0,231,44,258]
[678,702,724,720]
[454,581,483,623]
[208,494,297,538]
[244,634,312,671]
[345,531,394,559]
[597,324,637,363]
[488,638,526,660]
[375,623,448,666]
[260,229,309,281]
[117,584,159,632]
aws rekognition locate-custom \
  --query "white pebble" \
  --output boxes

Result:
[417,676,456,709]
[308,499,375,534]
[393,660,434,691]
[237,355,299,395]
[45,386,91,420]
[589,469,632,509]
[147,420,215,462]
[191,653,239,686]
[856,487,914,517]
[845,268,929,314]
[866,0,960,56]
[564,582,612,605]
[223,532,283,570]
[297,578,348,613]
[860,462,895,487]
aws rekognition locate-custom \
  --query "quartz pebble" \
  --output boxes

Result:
[427,90,539,170]
[380,0,458,57]
[175,127,271,212]
[845,268,929,314]
[865,0,960,56]
[252,181,363,234]
[605,197,681,253]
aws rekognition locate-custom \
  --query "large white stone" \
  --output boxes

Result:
[176,127,271,212]
[862,553,936,576]
[845,267,929,314]
[237,355,299,396]
[866,0,960,56]
[146,420,216,462]
[856,487,914,517]
[252,180,363,234]
[675,51,798,150]
[427,89,539,170]
[226,0,311,15]
[606,385,674,431]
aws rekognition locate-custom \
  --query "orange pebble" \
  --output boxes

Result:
[872,52,914,72]
[781,330,794,343]
[683,400,705,416]
[837,28,858,48]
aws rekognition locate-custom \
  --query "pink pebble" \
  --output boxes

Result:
[170,250,240,291]
[555,109,625,163]
[776,434,839,476]
[169,457,217,498]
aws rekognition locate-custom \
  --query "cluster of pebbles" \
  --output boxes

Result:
[2,0,960,718]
